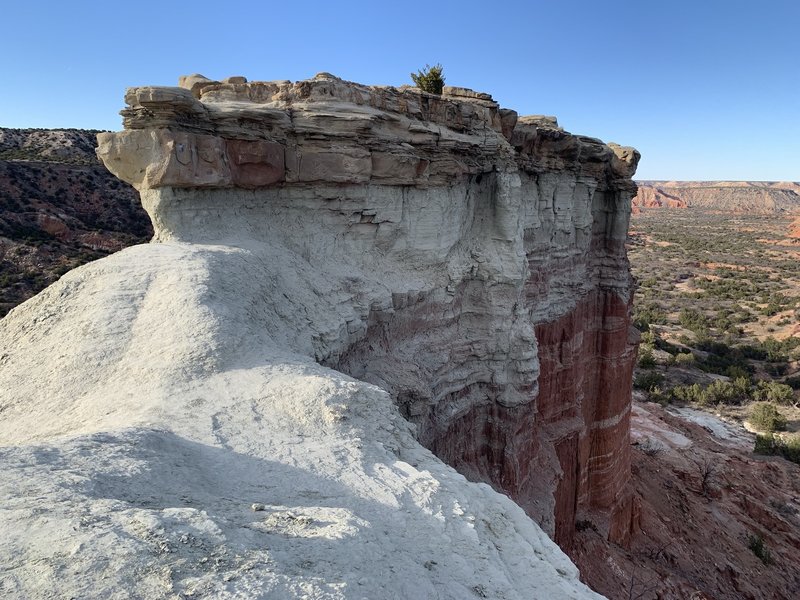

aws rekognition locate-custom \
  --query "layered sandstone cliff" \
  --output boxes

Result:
[0,73,639,598]
[633,180,800,213]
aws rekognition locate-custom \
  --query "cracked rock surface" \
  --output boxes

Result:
[0,72,640,599]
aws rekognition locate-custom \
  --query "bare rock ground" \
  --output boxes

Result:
[573,399,800,599]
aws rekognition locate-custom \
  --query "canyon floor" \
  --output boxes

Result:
[574,398,800,599]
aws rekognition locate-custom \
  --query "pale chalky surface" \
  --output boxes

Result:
[0,72,640,598]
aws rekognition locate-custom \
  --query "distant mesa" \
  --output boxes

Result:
[633,180,800,213]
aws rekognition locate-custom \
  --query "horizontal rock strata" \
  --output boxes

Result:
[633,180,800,213]
[97,72,641,548]
[0,72,639,598]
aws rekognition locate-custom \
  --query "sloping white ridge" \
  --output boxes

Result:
[0,235,602,598]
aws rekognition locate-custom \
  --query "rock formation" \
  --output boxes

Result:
[633,180,800,213]
[631,184,687,212]
[0,73,639,598]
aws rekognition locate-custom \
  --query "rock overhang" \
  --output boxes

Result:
[97,72,639,191]
[93,69,644,566]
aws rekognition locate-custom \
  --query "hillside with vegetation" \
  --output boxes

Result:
[572,207,800,599]
[629,210,800,440]
[0,128,152,316]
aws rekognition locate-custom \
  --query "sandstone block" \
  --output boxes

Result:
[96,130,156,189]
[608,143,641,178]
[126,86,203,111]
[297,148,371,183]
[442,86,493,101]
[178,74,219,98]
[499,109,518,141]
[226,140,285,187]
[97,129,231,189]
[156,131,231,188]
[370,152,422,184]
[519,115,560,129]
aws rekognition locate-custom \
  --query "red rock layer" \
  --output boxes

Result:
[336,284,638,550]
[632,186,687,210]
[633,181,800,213]
[536,290,637,548]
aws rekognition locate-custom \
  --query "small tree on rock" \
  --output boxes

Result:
[411,64,445,95]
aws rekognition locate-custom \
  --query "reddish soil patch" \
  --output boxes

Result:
[571,402,800,599]
[789,218,800,239]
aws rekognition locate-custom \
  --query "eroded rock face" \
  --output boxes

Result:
[633,181,800,213]
[97,72,640,549]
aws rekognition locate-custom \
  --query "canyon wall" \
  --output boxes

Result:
[634,180,800,212]
[98,73,641,547]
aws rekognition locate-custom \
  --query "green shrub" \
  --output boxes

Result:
[782,436,800,463]
[744,337,800,362]
[753,381,795,405]
[754,433,778,455]
[725,365,750,380]
[749,402,787,432]
[666,377,750,406]
[731,376,751,400]
[755,433,800,464]
[638,346,656,369]
[678,308,710,334]
[410,64,445,95]
[747,534,773,565]
[703,379,744,405]
[634,372,664,392]
[668,383,704,404]
[633,302,667,330]
[675,352,695,365]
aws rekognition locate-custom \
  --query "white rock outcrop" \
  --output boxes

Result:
[0,73,640,599]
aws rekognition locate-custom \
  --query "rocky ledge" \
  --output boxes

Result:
[0,73,638,599]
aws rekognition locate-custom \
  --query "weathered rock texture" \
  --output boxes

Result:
[0,73,638,598]
[96,72,640,548]
[633,180,800,213]
[575,401,800,599]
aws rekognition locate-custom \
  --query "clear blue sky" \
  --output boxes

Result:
[2,0,798,181]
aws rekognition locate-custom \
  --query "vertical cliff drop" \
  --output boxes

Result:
[0,73,638,598]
